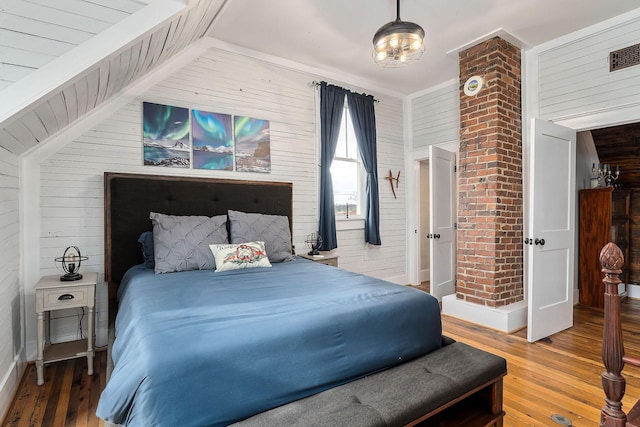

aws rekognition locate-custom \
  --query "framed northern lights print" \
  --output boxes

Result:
[143,102,191,167]
[191,110,233,170]
[234,116,271,173]
[142,102,271,174]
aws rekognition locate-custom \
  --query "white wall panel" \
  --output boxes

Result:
[538,15,640,120]
[0,150,21,415]
[411,82,459,148]
[34,47,407,346]
[332,92,406,282]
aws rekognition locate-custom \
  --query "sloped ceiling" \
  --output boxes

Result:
[0,0,148,91]
[0,0,227,156]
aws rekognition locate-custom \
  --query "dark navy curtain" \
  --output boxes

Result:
[347,92,381,245]
[318,82,346,250]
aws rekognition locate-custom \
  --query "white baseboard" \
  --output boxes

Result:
[627,283,640,299]
[442,294,527,333]
[0,348,26,421]
[381,273,411,286]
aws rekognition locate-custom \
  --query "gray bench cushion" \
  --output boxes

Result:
[232,340,507,427]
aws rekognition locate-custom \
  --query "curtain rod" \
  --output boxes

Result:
[311,81,380,103]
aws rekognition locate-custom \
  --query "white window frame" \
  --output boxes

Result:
[332,99,365,220]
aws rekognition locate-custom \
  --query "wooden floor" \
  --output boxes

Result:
[2,302,640,426]
[444,300,640,427]
[1,351,106,427]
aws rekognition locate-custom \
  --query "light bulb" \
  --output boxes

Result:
[67,253,76,273]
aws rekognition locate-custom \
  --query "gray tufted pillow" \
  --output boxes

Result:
[151,212,228,274]
[228,210,294,263]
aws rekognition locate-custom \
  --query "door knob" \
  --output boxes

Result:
[524,238,530,244]
[534,238,545,246]
[434,234,440,239]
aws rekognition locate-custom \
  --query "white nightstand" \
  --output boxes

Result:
[299,252,339,267]
[35,272,97,386]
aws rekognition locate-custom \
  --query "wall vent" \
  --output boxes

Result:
[610,43,640,72]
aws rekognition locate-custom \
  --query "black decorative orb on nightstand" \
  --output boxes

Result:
[305,232,323,256]
[55,246,88,281]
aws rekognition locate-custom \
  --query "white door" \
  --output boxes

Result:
[429,145,456,301]
[527,119,576,342]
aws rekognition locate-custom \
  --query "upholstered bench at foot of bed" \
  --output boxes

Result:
[232,337,507,427]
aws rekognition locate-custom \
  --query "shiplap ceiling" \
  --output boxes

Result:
[0,0,148,91]
[1,0,640,157]
[0,0,227,156]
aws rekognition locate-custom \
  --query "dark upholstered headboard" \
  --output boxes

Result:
[104,172,293,297]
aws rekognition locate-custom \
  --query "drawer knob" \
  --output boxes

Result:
[58,294,74,301]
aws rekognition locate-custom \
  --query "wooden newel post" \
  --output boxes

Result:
[600,242,626,427]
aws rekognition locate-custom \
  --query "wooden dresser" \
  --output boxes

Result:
[579,188,630,308]
[631,189,640,287]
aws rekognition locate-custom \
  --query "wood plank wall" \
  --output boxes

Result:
[0,0,145,91]
[537,15,640,120]
[0,150,20,412]
[34,47,406,345]
[410,81,459,149]
[631,190,640,285]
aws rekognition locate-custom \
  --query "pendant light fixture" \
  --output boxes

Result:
[373,0,425,67]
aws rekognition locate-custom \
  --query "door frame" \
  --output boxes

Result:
[523,48,640,308]
[522,113,640,310]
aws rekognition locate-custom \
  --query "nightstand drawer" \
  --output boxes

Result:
[315,257,338,267]
[299,252,339,267]
[41,286,89,310]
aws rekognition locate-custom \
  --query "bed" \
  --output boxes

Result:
[97,172,444,426]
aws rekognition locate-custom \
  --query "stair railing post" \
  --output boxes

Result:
[600,242,626,427]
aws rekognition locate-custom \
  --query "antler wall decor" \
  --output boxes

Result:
[385,169,401,199]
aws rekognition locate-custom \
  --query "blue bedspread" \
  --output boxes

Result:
[97,258,442,426]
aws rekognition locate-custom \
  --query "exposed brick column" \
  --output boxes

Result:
[456,37,523,307]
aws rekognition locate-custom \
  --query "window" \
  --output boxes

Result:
[331,100,363,218]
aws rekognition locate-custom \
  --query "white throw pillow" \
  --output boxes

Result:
[209,241,272,272]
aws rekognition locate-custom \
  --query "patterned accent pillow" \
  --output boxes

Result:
[209,242,272,272]
[151,212,228,274]
[228,210,294,263]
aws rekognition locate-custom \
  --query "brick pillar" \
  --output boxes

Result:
[456,37,523,307]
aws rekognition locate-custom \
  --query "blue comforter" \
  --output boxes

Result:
[97,258,442,426]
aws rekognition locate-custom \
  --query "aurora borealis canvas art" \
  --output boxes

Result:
[142,102,271,173]
[234,116,270,173]
[191,110,233,170]
[143,102,190,167]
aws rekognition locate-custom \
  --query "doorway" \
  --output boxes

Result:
[411,144,457,300]
[575,123,640,305]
